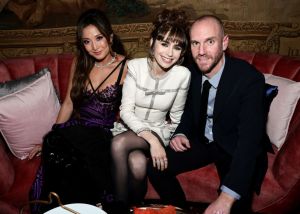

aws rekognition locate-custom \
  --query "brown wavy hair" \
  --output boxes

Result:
[71,9,125,116]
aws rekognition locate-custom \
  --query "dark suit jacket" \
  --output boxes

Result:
[175,54,268,197]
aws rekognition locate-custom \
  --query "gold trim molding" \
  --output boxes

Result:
[0,21,299,59]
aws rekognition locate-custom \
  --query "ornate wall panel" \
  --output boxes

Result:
[224,22,300,56]
[0,21,299,60]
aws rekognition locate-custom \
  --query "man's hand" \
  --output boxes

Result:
[170,135,190,152]
[204,192,236,214]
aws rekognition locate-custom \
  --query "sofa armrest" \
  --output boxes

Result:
[272,102,300,188]
[0,136,15,195]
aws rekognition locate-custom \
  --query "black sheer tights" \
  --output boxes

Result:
[111,131,149,205]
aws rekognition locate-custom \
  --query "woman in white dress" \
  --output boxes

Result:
[110,9,191,209]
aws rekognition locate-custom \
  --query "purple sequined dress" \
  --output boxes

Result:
[49,85,123,204]
[30,60,126,212]
[57,84,121,130]
[30,85,123,212]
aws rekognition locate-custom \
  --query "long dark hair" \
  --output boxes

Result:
[71,9,125,115]
[149,9,189,64]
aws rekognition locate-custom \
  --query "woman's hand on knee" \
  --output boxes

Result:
[149,140,168,171]
[137,130,168,171]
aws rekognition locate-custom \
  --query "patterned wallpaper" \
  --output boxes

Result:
[0,0,299,58]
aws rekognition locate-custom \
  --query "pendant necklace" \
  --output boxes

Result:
[94,53,116,69]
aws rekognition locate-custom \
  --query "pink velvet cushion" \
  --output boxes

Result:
[0,70,60,160]
[264,74,300,149]
[0,68,49,97]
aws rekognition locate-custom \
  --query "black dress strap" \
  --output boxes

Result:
[116,58,127,86]
[88,78,96,92]
[89,58,126,94]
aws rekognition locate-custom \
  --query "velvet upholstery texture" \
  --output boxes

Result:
[0,54,73,214]
[0,68,49,97]
[0,141,14,194]
[0,52,299,214]
[263,74,300,149]
[0,70,60,160]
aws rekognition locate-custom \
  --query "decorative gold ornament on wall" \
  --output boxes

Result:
[0,21,299,59]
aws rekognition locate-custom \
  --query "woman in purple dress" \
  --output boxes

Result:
[31,9,128,212]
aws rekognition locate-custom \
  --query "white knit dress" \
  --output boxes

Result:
[111,57,191,146]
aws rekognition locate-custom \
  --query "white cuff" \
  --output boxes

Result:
[220,185,241,200]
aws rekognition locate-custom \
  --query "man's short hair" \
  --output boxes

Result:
[190,15,225,36]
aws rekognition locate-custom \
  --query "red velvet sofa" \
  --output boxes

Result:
[0,52,299,214]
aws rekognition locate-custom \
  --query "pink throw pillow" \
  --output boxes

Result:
[0,71,60,159]
[264,74,300,149]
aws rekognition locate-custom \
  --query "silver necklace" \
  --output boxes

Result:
[94,54,116,68]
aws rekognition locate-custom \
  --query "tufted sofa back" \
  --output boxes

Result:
[0,52,300,212]
[0,51,300,185]
[230,51,300,187]
[0,53,74,102]
[1,52,299,97]
[229,51,300,81]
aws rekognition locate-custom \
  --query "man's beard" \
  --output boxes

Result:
[195,51,223,75]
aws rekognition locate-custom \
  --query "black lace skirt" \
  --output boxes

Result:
[38,125,114,211]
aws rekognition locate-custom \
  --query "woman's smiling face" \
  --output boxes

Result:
[81,24,111,61]
[152,34,183,71]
